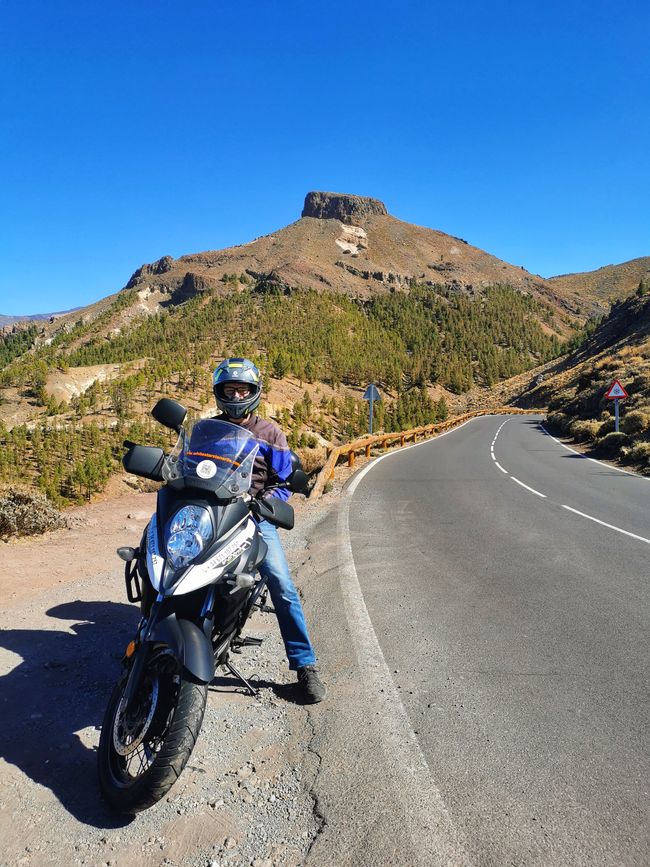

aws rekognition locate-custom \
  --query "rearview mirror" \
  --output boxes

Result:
[287,451,309,494]
[152,398,187,432]
[123,445,165,481]
[287,469,309,494]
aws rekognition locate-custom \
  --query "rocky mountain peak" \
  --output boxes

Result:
[302,191,388,223]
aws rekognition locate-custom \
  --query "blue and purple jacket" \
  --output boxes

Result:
[216,414,292,501]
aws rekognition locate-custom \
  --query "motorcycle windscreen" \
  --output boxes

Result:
[174,419,259,496]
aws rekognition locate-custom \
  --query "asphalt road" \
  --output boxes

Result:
[346,415,649,866]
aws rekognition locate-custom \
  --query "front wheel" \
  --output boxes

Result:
[97,647,207,813]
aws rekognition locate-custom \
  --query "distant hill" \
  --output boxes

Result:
[118,191,583,328]
[516,291,650,473]
[549,257,650,310]
[0,308,81,328]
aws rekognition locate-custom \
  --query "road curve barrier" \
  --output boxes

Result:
[310,407,543,498]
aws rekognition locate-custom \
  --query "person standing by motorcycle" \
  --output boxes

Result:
[212,357,326,704]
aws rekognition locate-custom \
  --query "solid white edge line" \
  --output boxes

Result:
[510,476,547,498]
[561,504,650,545]
[539,423,650,481]
[339,419,472,862]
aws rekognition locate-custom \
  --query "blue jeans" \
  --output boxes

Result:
[256,520,317,671]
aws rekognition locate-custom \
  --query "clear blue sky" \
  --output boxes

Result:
[1,0,648,315]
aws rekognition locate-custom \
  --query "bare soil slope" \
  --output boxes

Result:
[549,256,650,311]
[126,192,582,329]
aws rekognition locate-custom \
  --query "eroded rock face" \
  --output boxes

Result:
[126,255,175,289]
[171,271,221,303]
[302,191,388,223]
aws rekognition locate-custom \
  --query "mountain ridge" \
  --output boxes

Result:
[1,190,648,504]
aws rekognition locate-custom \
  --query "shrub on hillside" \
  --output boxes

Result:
[568,419,600,442]
[621,441,650,469]
[548,392,573,412]
[628,374,650,396]
[598,417,615,436]
[0,487,68,540]
[294,446,328,475]
[620,410,650,435]
[546,411,570,434]
[594,432,629,455]
[594,357,620,373]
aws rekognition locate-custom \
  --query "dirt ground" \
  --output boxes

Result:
[0,487,341,867]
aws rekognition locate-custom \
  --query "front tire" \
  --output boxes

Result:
[97,647,207,813]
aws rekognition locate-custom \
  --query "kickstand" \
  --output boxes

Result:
[224,660,259,697]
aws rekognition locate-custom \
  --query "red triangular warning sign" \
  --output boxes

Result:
[605,380,629,399]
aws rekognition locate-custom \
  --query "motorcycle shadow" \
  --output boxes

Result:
[0,599,140,829]
[208,673,308,705]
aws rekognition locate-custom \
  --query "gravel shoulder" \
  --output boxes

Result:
[0,489,337,867]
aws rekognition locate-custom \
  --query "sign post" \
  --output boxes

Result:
[604,380,629,432]
[363,383,382,435]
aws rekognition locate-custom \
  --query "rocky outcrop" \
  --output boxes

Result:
[246,270,293,295]
[171,271,220,303]
[302,191,388,223]
[335,261,430,288]
[126,255,175,289]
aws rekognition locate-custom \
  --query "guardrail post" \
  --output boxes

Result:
[309,407,544,497]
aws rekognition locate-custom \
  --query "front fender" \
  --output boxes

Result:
[148,614,215,684]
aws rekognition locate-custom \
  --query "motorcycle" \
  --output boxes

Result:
[97,398,308,813]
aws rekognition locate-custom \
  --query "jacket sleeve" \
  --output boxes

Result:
[266,432,292,502]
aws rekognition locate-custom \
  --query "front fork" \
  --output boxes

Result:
[121,568,267,710]
[121,599,162,717]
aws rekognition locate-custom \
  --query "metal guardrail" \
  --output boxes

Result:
[310,407,543,498]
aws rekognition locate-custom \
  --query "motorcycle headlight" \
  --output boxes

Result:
[165,506,213,569]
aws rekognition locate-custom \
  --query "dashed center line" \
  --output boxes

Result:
[510,476,547,498]
[491,416,649,548]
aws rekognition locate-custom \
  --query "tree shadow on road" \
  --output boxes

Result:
[0,599,139,829]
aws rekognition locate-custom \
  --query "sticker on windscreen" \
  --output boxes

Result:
[196,460,217,479]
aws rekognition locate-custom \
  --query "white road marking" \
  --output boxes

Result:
[510,476,547,498]
[561,505,650,545]
[497,419,650,542]
[539,423,650,481]
[341,420,472,862]
[346,419,475,494]
[490,418,510,475]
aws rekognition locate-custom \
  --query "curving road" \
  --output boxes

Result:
[345,414,649,865]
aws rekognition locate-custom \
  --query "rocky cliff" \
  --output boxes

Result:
[301,191,388,223]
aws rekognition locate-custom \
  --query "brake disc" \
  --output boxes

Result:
[112,678,160,757]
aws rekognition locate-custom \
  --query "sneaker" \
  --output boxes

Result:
[297,665,326,704]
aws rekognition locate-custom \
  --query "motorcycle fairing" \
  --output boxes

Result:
[146,515,165,590]
[170,518,257,595]
[147,613,215,684]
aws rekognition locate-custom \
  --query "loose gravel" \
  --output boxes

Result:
[0,493,333,867]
